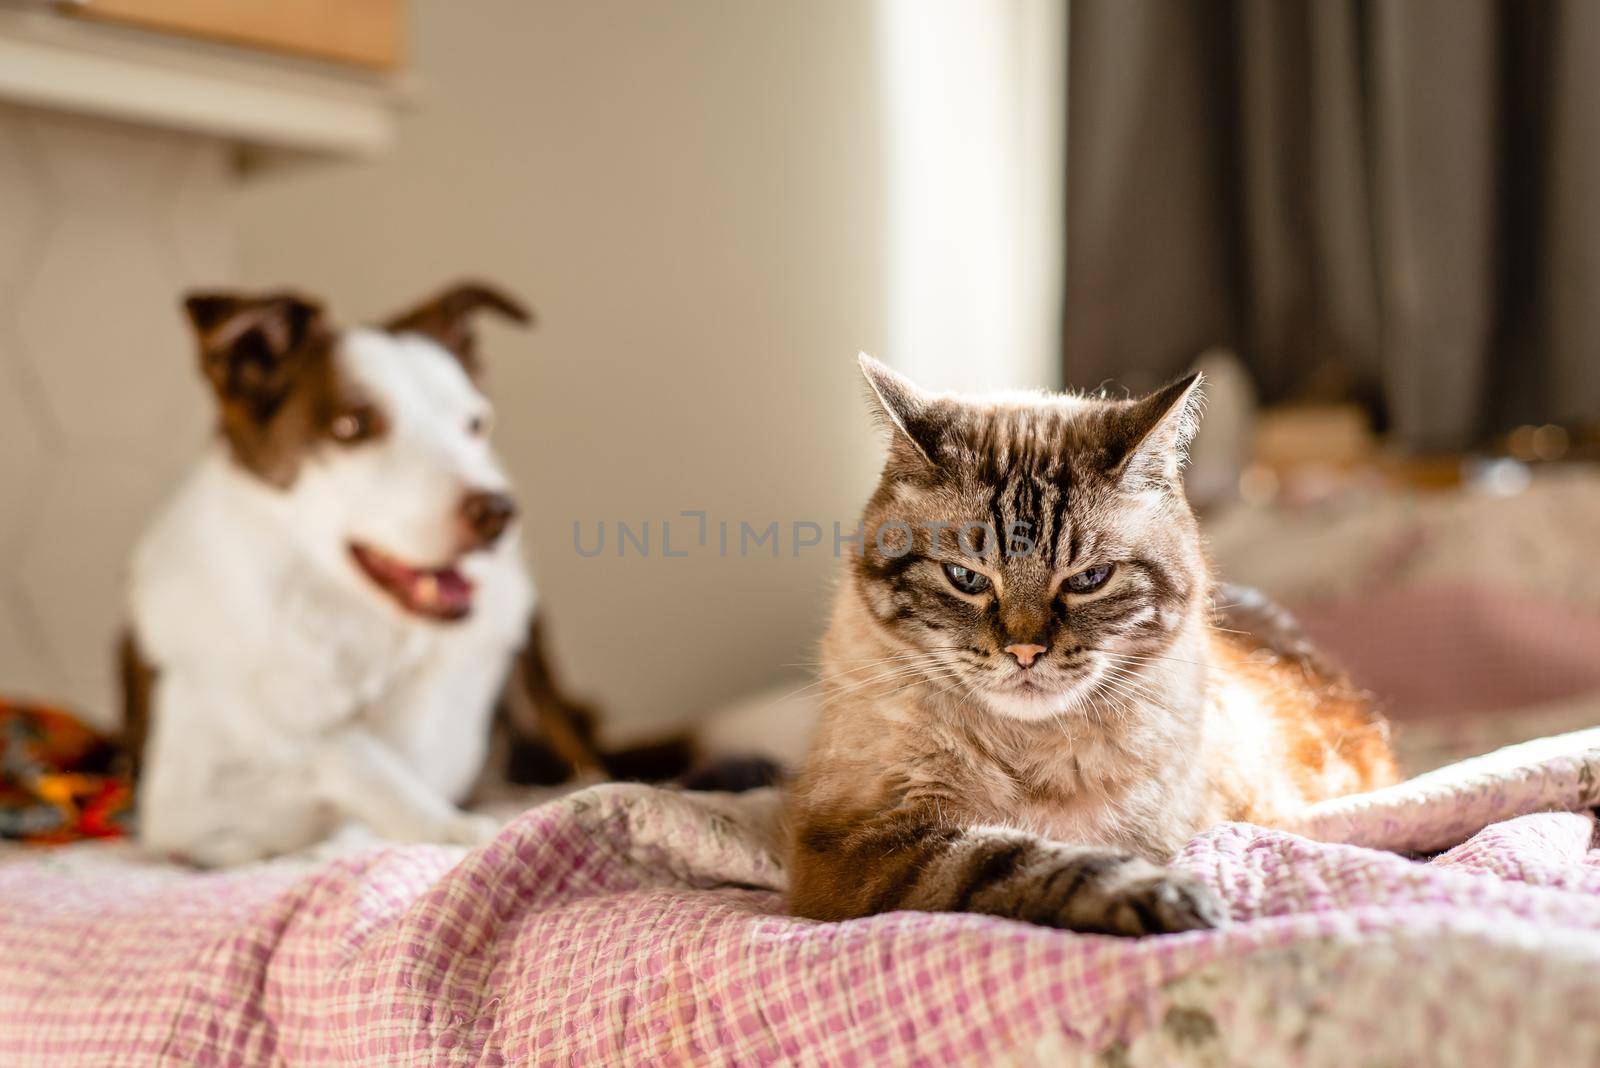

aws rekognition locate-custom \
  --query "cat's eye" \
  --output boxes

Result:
[942,562,992,595]
[468,413,491,437]
[330,406,382,445]
[1065,563,1115,595]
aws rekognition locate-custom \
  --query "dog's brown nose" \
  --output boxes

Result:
[461,491,516,548]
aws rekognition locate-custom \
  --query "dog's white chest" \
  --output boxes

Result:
[278,572,431,707]
[366,569,531,801]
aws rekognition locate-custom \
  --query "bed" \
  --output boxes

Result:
[2,727,1600,1065]
[5,474,1600,1066]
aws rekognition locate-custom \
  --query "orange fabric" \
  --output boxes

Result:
[0,702,131,843]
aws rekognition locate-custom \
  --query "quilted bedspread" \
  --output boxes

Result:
[3,729,1600,1067]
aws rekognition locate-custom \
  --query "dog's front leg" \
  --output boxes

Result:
[315,726,500,846]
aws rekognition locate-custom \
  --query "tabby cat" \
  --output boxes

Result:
[786,357,1395,936]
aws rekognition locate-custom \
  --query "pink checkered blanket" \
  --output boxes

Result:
[3,728,1600,1067]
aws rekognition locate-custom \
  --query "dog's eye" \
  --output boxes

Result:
[468,414,491,437]
[330,406,380,445]
[1065,563,1114,595]
[942,563,992,595]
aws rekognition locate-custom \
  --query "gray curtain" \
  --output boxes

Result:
[1064,0,1600,449]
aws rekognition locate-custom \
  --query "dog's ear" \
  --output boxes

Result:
[183,291,328,419]
[383,280,534,376]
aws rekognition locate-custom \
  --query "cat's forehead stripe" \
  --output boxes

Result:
[974,455,1075,569]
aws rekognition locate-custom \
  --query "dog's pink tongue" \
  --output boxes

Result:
[433,568,471,609]
[410,566,472,615]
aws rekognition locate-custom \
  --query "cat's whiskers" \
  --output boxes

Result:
[819,662,950,690]
[1099,665,1188,741]
[817,654,970,705]
[778,649,960,705]
[821,666,949,700]
[799,646,967,668]
[1091,676,1142,726]
[1097,666,1163,704]
[775,650,950,697]
[849,670,969,711]
[1103,683,1169,736]
[1096,648,1210,672]
[924,669,980,707]
[769,662,940,708]
[1087,663,1189,744]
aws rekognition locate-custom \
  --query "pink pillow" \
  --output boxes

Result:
[1289,588,1600,720]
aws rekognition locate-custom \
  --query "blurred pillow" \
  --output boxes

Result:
[1207,469,1600,611]
[1289,587,1600,720]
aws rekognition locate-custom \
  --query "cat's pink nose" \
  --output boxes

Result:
[1005,643,1047,668]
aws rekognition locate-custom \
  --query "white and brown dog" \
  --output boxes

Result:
[123,282,610,866]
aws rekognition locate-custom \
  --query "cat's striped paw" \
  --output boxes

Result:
[1027,850,1228,937]
[1102,867,1228,936]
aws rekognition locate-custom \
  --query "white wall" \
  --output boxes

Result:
[0,104,232,724]
[232,0,1064,739]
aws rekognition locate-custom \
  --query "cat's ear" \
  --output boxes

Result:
[1104,372,1204,487]
[858,353,944,465]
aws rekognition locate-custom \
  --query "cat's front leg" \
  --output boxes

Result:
[982,839,1226,936]
[790,808,1225,936]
